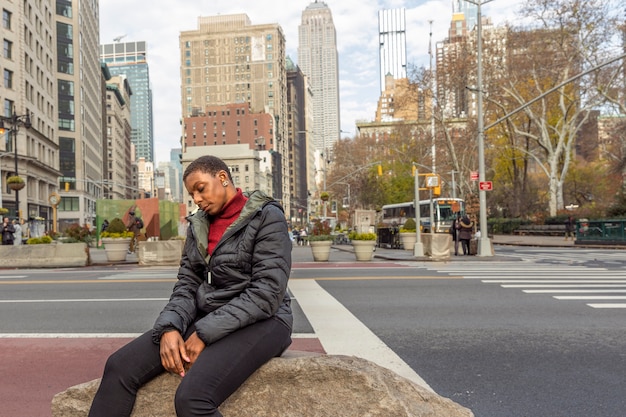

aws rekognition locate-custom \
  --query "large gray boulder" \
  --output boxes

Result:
[52,354,473,417]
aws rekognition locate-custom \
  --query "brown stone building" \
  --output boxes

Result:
[182,103,274,151]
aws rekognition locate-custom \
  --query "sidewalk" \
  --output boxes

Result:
[88,234,622,266]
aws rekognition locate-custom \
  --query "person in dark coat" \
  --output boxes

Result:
[88,155,293,417]
[564,216,575,241]
[1,217,15,245]
[450,214,461,256]
[458,215,474,256]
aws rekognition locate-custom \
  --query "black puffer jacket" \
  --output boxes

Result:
[152,190,292,346]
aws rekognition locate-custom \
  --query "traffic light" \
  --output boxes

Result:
[64,182,69,192]
[433,182,441,197]
[432,175,441,196]
[377,164,383,176]
[412,165,416,176]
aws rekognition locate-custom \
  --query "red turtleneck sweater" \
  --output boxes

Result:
[207,189,247,255]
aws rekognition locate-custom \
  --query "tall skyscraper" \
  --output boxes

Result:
[56,0,104,228]
[100,41,155,163]
[179,14,290,213]
[298,1,340,154]
[378,8,407,93]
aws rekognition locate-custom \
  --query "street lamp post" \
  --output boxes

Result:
[464,0,494,256]
[0,108,32,219]
[412,163,425,257]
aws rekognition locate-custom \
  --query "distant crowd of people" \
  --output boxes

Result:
[1,217,27,245]
[290,227,308,245]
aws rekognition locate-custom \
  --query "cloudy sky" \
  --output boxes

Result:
[99,0,524,164]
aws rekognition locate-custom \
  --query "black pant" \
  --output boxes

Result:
[88,317,291,417]
[460,238,470,255]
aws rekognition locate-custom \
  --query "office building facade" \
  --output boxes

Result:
[1,0,60,222]
[179,14,290,214]
[56,0,104,228]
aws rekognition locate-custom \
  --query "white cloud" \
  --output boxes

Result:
[99,0,522,163]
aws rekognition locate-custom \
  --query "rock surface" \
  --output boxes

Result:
[52,354,474,417]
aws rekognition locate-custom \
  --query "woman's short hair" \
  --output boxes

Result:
[183,155,233,182]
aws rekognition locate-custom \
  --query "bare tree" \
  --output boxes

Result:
[489,0,623,216]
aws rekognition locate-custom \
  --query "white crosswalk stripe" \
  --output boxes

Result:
[430,261,626,309]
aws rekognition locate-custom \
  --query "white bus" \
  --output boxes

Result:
[381,198,465,233]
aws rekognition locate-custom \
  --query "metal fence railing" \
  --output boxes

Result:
[576,219,626,244]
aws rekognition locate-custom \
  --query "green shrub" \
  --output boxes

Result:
[348,232,377,241]
[400,218,416,232]
[101,217,134,238]
[27,236,53,244]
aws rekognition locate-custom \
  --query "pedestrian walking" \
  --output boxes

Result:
[564,216,575,241]
[126,211,143,253]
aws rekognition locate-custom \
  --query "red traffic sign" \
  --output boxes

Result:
[470,171,479,181]
[479,181,493,191]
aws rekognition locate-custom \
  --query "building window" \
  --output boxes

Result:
[2,9,11,29]
[3,69,12,89]
[58,196,80,212]
[55,1,72,17]
[3,39,12,59]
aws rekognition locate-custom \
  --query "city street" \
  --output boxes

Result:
[0,242,625,416]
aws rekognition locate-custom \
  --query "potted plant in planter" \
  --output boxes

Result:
[100,217,133,261]
[348,231,377,261]
[399,218,418,251]
[308,219,334,262]
[7,175,25,191]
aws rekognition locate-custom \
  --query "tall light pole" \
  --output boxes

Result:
[429,19,436,174]
[465,0,494,256]
[0,108,32,220]
[412,163,424,258]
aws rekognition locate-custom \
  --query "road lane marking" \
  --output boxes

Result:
[0,279,175,285]
[0,298,169,303]
[0,333,315,338]
[0,276,27,279]
[308,275,461,281]
[502,284,626,288]
[483,280,626,284]
[523,289,626,293]
[588,304,626,308]
[288,279,433,392]
[554,296,626,300]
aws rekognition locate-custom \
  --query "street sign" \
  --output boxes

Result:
[479,181,493,191]
[470,171,479,181]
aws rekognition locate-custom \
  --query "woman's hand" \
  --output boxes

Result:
[184,332,206,367]
[159,330,190,377]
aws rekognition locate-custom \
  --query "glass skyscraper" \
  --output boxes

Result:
[100,41,155,163]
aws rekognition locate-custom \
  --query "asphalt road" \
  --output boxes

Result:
[1,244,625,417]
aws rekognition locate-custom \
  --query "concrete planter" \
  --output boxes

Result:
[399,233,417,251]
[101,238,131,262]
[422,233,452,260]
[309,240,332,262]
[0,242,88,268]
[137,240,184,266]
[351,240,376,261]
